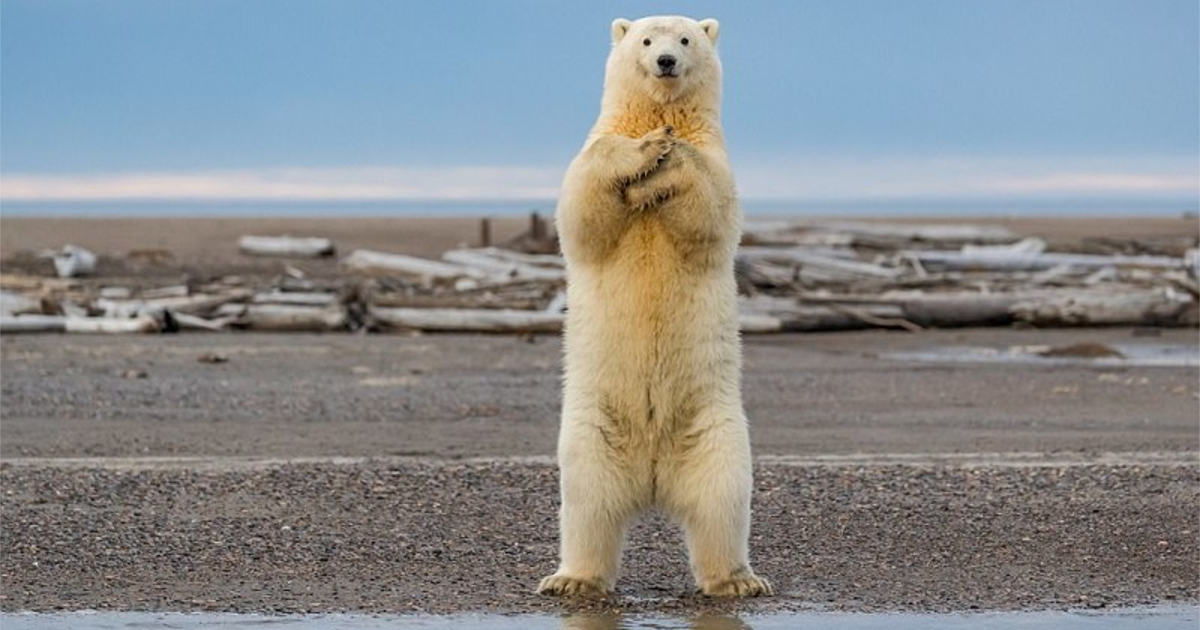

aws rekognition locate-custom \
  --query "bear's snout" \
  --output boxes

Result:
[656,54,678,76]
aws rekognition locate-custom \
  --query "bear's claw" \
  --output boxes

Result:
[700,572,774,597]
[536,574,611,598]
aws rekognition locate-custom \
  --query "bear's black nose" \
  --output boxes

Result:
[657,55,677,72]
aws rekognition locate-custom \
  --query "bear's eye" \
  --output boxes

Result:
[642,38,651,46]
[681,37,689,46]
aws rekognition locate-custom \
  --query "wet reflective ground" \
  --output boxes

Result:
[3,606,1198,630]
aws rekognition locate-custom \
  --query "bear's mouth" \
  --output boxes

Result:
[655,69,680,79]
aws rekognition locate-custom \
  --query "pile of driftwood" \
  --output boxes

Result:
[1,219,1196,334]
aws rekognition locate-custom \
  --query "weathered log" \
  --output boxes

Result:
[738,247,899,281]
[52,245,97,278]
[742,220,1020,247]
[904,241,1185,273]
[0,290,43,316]
[215,303,348,331]
[366,291,547,311]
[172,312,236,332]
[238,235,336,258]
[0,314,67,333]
[65,315,161,334]
[96,289,253,318]
[824,221,1020,244]
[739,295,917,332]
[1012,287,1196,326]
[737,314,783,334]
[142,285,190,299]
[441,248,565,281]
[370,306,563,333]
[99,286,133,299]
[251,290,340,306]
[341,249,484,286]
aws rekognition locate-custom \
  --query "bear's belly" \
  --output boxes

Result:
[563,218,739,440]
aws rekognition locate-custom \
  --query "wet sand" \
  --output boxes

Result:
[0,216,1197,615]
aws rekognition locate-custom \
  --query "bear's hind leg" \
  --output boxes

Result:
[660,418,773,597]
[537,425,646,597]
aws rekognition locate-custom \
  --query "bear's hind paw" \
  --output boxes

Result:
[536,573,611,598]
[700,571,773,597]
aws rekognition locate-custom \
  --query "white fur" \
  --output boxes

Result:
[538,15,771,598]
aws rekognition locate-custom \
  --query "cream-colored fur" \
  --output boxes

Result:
[538,15,771,598]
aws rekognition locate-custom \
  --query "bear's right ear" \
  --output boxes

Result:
[611,18,632,43]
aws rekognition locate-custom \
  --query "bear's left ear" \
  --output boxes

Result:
[699,18,719,44]
[611,18,632,43]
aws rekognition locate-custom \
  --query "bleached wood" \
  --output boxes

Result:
[1,290,43,316]
[341,249,484,283]
[0,315,67,333]
[215,304,348,331]
[370,306,563,333]
[64,315,161,334]
[251,291,340,306]
[1012,287,1196,326]
[441,248,565,281]
[238,235,335,258]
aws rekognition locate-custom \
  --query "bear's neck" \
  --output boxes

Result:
[593,90,723,149]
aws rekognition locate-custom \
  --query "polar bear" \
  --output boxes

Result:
[537,15,772,598]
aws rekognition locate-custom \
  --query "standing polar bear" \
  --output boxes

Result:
[538,15,772,598]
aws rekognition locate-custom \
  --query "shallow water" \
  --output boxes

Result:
[3,606,1197,630]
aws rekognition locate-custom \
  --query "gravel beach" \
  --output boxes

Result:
[1,216,1197,615]
[1,329,1197,615]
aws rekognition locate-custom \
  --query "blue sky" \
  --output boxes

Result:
[1,0,1197,207]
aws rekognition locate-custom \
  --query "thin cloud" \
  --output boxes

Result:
[735,155,1199,201]
[0,166,564,202]
[2,156,1196,203]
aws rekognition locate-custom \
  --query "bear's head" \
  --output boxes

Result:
[605,15,721,105]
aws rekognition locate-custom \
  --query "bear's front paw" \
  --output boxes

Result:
[624,180,677,212]
[623,126,675,184]
[537,573,611,598]
[700,570,773,597]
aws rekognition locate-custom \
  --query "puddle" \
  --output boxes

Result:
[3,606,1198,630]
[888,342,1199,367]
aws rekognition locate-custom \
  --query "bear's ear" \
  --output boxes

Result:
[699,18,719,44]
[611,18,632,43]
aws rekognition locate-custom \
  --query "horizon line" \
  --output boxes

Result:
[2,156,1196,204]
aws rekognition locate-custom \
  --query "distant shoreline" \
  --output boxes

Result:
[3,214,1196,265]
[1,196,1196,219]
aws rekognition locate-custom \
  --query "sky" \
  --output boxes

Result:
[1,0,1197,211]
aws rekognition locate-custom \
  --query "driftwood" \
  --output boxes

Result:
[743,220,1020,248]
[172,312,236,332]
[215,303,348,331]
[740,247,899,281]
[370,306,563,333]
[1012,287,1197,326]
[239,235,336,258]
[2,217,1194,334]
[0,315,67,333]
[51,245,97,278]
[0,290,43,316]
[441,247,565,281]
[251,290,341,307]
[740,295,920,332]
[96,289,253,318]
[904,238,1185,273]
[64,315,161,334]
[341,249,485,286]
